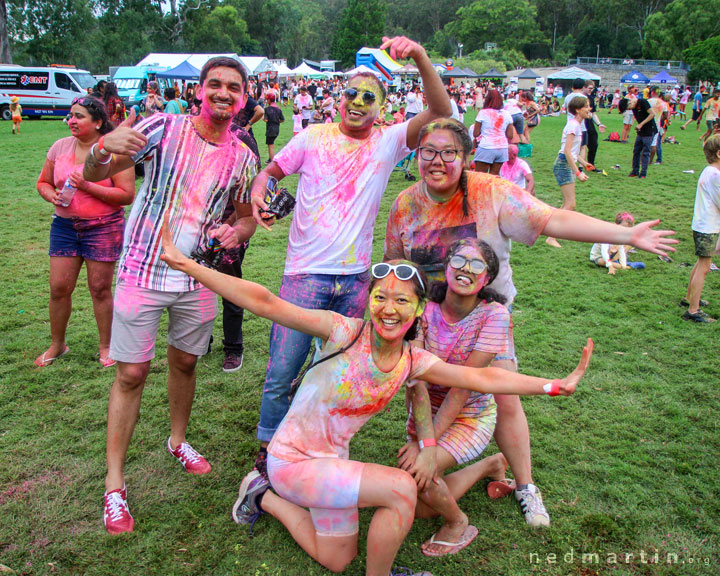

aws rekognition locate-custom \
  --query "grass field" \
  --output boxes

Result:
[0,105,718,576]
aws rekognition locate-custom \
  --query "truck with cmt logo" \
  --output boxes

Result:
[0,65,97,120]
[112,66,170,109]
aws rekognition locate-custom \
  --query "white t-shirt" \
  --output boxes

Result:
[274,122,410,275]
[590,243,627,268]
[499,158,532,189]
[564,91,588,132]
[692,165,720,234]
[503,98,522,115]
[294,93,314,120]
[268,314,439,462]
[406,92,424,115]
[474,108,513,149]
[558,117,584,161]
[450,99,460,121]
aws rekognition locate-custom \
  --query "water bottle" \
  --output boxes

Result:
[58,177,76,207]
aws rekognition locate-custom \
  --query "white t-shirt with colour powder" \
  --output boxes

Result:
[274,122,410,275]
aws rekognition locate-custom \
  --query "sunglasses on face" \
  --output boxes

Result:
[449,255,487,275]
[418,147,460,163]
[371,263,425,292]
[344,87,377,104]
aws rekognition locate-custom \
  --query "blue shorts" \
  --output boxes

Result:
[511,113,524,136]
[474,146,508,164]
[49,211,124,262]
[553,154,575,186]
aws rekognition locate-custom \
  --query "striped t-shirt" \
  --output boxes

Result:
[410,299,510,427]
[118,114,256,291]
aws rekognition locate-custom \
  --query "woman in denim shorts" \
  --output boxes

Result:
[472,89,515,175]
[34,96,135,367]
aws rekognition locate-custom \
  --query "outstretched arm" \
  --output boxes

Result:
[422,339,593,396]
[83,109,142,182]
[160,217,332,340]
[542,211,678,256]
[380,36,452,149]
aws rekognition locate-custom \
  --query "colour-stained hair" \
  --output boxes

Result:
[349,72,387,103]
[199,56,248,90]
[369,259,428,341]
[416,118,473,218]
[615,211,635,225]
[429,238,506,305]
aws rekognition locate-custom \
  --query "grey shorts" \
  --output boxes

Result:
[623,110,634,125]
[693,230,719,258]
[474,146,509,164]
[109,282,218,363]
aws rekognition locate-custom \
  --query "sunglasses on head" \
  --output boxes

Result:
[449,255,487,274]
[344,87,377,104]
[371,263,425,292]
[71,96,98,108]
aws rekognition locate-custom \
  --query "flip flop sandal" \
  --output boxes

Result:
[487,478,516,499]
[421,525,479,558]
[34,346,70,368]
[99,357,117,368]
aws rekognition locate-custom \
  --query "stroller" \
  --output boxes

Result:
[393,150,416,181]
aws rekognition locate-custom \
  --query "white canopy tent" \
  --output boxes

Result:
[547,66,601,81]
[290,62,322,76]
[273,62,295,77]
[343,64,383,78]
[137,53,237,71]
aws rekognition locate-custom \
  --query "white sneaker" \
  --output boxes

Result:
[515,484,550,527]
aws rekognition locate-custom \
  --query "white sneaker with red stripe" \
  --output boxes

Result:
[167,438,212,475]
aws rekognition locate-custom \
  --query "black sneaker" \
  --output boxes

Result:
[682,310,716,323]
[680,297,709,308]
[222,352,244,373]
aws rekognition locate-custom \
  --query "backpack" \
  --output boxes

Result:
[608,131,621,142]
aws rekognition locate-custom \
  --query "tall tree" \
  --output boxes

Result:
[0,0,11,62]
[331,0,386,68]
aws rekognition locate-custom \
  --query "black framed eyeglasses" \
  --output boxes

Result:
[418,147,460,163]
[371,263,425,292]
[344,87,377,104]
[449,255,487,274]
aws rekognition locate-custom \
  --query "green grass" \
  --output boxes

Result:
[0,107,718,576]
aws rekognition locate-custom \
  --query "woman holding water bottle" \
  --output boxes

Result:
[35,96,134,368]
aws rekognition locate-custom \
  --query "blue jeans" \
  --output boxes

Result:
[632,135,653,176]
[257,271,370,442]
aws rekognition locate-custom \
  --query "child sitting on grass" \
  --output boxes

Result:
[681,134,720,322]
[589,212,636,274]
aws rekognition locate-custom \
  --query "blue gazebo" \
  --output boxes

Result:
[620,71,649,84]
[156,60,201,80]
[649,70,678,84]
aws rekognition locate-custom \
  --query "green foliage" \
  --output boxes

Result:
[187,5,249,53]
[331,0,387,68]
[688,59,720,85]
[684,36,720,68]
[449,0,538,53]
[643,0,720,60]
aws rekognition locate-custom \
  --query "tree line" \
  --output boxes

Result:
[1,0,718,81]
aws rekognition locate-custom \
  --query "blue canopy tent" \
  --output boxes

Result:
[156,60,201,80]
[649,70,677,84]
[620,70,649,84]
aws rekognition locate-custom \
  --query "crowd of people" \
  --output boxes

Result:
[28,34,720,575]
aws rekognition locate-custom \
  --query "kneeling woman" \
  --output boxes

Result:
[399,239,512,557]
[160,222,592,576]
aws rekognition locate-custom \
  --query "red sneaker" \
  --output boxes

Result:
[167,438,211,475]
[103,486,134,535]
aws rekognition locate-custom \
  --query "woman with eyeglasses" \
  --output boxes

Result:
[385,118,676,528]
[159,218,592,576]
[398,238,511,557]
[34,96,135,368]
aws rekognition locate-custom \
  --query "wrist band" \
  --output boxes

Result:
[91,143,113,165]
[97,136,109,157]
[576,170,582,176]
[543,380,561,396]
[419,438,437,450]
